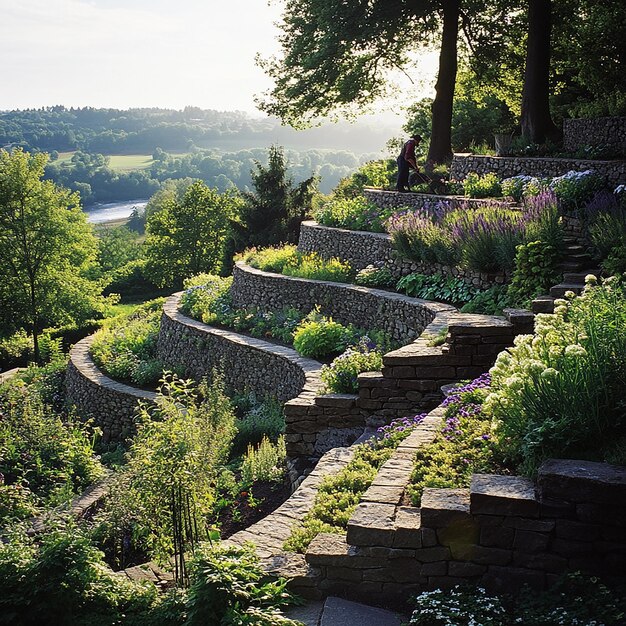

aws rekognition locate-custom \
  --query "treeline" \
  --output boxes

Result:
[44,147,377,202]
[0,106,395,155]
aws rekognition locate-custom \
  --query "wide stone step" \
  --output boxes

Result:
[562,270,601,283]
[550,283,585,298]
[319,597,404,626]
[532,295,555,314]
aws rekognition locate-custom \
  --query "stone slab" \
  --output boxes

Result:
[320,597,404,626]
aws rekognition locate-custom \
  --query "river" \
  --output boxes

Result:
[85,199,148,224]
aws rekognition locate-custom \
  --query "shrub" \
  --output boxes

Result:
[463,172,502,198]
[0,378,103,523]
[321,338,384,393]
[523,189,564,250]
[179,275,233,324]
[507,240,561,306]
[460,285,513,316]
[354,264,395,288]
[283,251,353,283]
[292,315,352,358]
[89,299,168,387]
[314,195,393,232]
[241,245,298,274]
[233,396,285,455]
[240,436,286,486]
[485,276,626,474]
[185,543,300,625]
[501,174,534,201]
[397,273,479,307]
[587,193,626,274]
[549,169,605,211]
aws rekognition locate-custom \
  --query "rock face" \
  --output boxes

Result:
[298,220,508,289]
[450,154,626,187]
[65,336,156,442]
[563,117,626,155]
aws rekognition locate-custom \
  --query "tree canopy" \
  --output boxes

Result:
[0,149,104,360]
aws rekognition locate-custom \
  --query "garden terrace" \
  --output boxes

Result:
[66,335,157,443]
[362,188,515,211]
[298,220,509,289]
[231,261,454,343]
[297,410,626,605]
[450,154,626,187]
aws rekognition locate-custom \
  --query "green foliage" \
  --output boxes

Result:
[95,225,143,275]
[354,265,395,288]
[185,543,300,626]
[89,299,168,387]
[314,195,394,232]
[94,375,236,576]
[589,207,626,275]
[0,148,105,360]
[549,170,605,212]
[233,395,286,456]
[0,523,160,626]
[292,315,352,359]
[179,274,234,324]
[321,338,384,393]
[462,172,502,198]
[0,371,103,524]
[234,145,318,250]
[240,436,286,486]
[486,276,626,474]
[397,273,479,307]
[410,573,626,626]
[243,246,354,283]
[507,241,562,306]
[460,285,513,316]
[144,181,242,288]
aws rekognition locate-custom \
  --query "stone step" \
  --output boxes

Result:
[550,283,585,298]
[319,597,404,626]
[563,244,587,254]
[559,260,586,272]
[562,270,601,283]
[532,295,555,314]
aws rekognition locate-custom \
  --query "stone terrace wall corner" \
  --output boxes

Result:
[563,117,626,154]
[66,336,157,443]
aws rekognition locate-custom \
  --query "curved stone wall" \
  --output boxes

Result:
[297,220,508,288]
[563,117,626,155]
[231,262,455,344]
[66,336,156,443]
[450,154,626,187]
[157,294,322,402]
[362,189,513,211]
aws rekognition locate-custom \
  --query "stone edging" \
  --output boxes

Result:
[232,261,454,343]
[298,220,508,288]
[66,336,157,442]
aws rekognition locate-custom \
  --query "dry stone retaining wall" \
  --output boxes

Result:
[231,262,453,344]
[563,117,626,155]
[298,220,508,288]
[66,336,157,443]
[450,154,626,187]
[362,189,513,211]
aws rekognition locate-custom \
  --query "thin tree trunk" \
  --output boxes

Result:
[427,0,459,164]
[520,0,558,142]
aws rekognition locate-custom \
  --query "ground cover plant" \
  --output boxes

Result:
[354,264,395,288]
[0,361,104,525]
[409,573,626,626]
[284,414,426,552]
[397,273,480,307]
[314,194,396,232]
[89,298,169,387]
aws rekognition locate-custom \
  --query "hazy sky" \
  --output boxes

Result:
[0,0,438,116]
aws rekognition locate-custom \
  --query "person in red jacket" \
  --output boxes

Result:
[396,133,422,192]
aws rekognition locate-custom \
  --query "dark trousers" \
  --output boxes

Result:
[396,156,410,191]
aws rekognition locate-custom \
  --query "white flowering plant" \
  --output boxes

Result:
[485,275,626,474]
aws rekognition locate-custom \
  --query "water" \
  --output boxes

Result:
[85,200,148,224]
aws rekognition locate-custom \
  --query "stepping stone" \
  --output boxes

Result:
[285,601,325,625]
[320,597,404,626]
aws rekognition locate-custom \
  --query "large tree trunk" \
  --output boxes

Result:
[520,0,558,142]
[427,0,459,164]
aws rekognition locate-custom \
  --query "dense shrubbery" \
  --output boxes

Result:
[320,337,384,393]
[462,172,502,198]
[397,273,480,307]
[89,299,169,387]
[587,188,626,275]
[354,264,395,288]
[284,414,426,552]
[314,195,396,232]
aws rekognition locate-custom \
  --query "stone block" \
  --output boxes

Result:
[393,507,422,549]
[471,474,538,517]
[420,488,470,528]
[315,393,358,408]
[482,565,545,593]
[537,458,626,505]
[480,526,515,549]
[575,502,626,526]
[448,561,487,578]
[306,533,350,566]
[414,366,457,378]
[502,517,555,533]
[361,483,405,506]
[415,546,451,562]
[513,551,567,573]
[420,561,447,576]
[555,519,601,541]
[421,528,438,547]
[347,503,396,547]
[467,545,513,566]
[513,530,551,554]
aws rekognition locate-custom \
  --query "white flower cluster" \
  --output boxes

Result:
[549,169,597,189]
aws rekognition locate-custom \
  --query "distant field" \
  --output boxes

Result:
[53,151,191,171]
